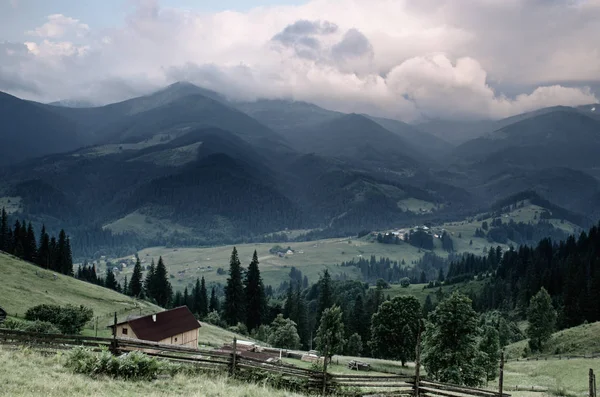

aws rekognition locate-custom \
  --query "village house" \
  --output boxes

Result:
[108,306,201,348]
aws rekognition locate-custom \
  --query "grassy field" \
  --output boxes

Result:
[502,358,599,396]
[104,201,578,293]
[0,346,304,397]
[383,280,486,304]
[504,322,600,359]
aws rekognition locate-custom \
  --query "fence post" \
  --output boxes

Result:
[499,351,505,397]
[322,343,329,396]
[590,369,595,397]
[111,312,117,354]
[593,372,596,397]
[230,337,237,377]
[415,320,423,397]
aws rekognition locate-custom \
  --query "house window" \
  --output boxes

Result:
[174,337,178,342]
[122,328,128,335]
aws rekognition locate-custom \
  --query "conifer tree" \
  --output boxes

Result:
[209,286,219,312]
[183,287,190,309]
[316,269,333,327]
[144,259,156,300]
[37,225,50,269]
[0,207,7,252]
[283,282,294,318]
[350,294,367,341]
[105,267,119,291]
[294,281,309,348]
[198,277,208,317]
[129,257,143,297]
[24,222,37,263]
[12,220,24,258]
[224,247,245,326]
[526,287,556,351]
[55,230,69,274]
[123,276,129,295]
[65,236,73,276]
[153,257,172,307]
[244,250,266,331]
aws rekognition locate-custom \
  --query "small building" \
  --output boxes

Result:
[108,306,201,348]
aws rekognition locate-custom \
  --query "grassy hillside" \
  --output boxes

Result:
[0,346,303,397]
[0,252,160,321]
[384,280,486,304]
[504,322,600,359]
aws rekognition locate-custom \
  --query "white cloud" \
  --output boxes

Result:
[5,0,599,121]
[26,14,89,39]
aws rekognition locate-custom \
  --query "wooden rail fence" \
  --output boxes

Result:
[0,328,511,397]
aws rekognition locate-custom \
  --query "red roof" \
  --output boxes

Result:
[111,306,200,342]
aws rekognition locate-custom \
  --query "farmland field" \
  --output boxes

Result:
[105,201,578,291]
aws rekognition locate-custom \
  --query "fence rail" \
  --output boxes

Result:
[0,328,511,397]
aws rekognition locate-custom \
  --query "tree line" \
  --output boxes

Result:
[0,207,73,275]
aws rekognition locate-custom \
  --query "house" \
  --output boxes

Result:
[108,306,201,348]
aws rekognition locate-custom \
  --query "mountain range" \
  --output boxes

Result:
[1,82,599,254]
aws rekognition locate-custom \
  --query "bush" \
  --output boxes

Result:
[25,304,93,334]
[2,318,60,334]
[65,347,175,380]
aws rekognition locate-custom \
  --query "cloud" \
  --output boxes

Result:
[26,14,89,39]
[6,0,600,120]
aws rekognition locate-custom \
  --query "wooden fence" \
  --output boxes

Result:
[0,328,511,397]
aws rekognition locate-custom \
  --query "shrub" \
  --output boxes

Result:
[2,318,60,334]
[25,304,93,334]
[65,347,175,380]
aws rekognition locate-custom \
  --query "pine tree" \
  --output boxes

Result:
[12,220,23,258]
[223,247,245,326]
[153,257,173,307]
[199,277,208,317]
[350,294,367,342]
[283,282,294,318]
[105,268,119,291]
[294,281,309,348]
[129,257,143,297]
[37,225,50,269]
[123,276,129,296]
[0,207,8,252]
[245,250,266,331]
[49,236,57,270]
[55,230,69,275]
[64,236,73,276]
[24,222,37,263]
[317,269,333,327]
[209,287,219,312]
[183,287,190,309]
[144,259,156,301]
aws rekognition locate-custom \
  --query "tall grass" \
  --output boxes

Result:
[0,345,305,397]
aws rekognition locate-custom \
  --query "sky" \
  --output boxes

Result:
[1,0,599,122]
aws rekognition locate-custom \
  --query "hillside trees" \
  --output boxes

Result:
[143,257,173,307]
[370,296,422,366]
[316,269,333,326]
[268,314,301,349]
[526,287,556,351]
[193,277,208,318]
[478,326,500,382]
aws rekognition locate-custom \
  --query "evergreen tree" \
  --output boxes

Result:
[65,237,73,276]
[423,294,435,317]
[144,259,156,300]
[526,287,556,351]
[350,294,368,342]
[0,207,8,252]
[283,282,294,318]
[55,230,70,275]
[294,281,309,348]
[37,225,50,269]
[245,250,266,331]
[153,257,173,307]
[199,277,208,317]
[223,247,245,326]
[12,220,24,258]
[316,269,333,327]
[129,257,143,297]
[104,268,119,291]
[173,291,183,307]
[422,293,485,386]
[123,276,129,295]
[24,222,37,263]
[183,287,190,309]
[209,286,219,312]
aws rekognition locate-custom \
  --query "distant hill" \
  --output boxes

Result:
[0,92,83,166]
[453,110,600,171]
[47,99,97,108]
